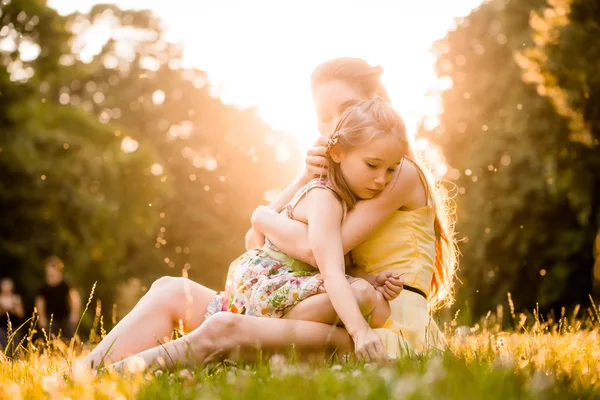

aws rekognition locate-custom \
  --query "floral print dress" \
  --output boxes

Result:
[205,179,355,320]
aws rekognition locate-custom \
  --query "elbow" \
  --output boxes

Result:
[250,205,268,227]
[244,229,253,250]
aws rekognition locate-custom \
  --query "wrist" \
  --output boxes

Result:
[296,172,312,186]
[346,321,371,339]
[365,274,377,286]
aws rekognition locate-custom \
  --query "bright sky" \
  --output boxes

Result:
[48,0,482,152]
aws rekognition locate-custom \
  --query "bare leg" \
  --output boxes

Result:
[370,291,391,328]
[84,277,215,367]
[111,313,354,371]
[283,279,390,328]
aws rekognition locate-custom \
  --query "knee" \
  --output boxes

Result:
[149,276,196,301]
[370,291,391,328]
[351,279,378,315]
[147,276,188,313]
[150,276,180,292]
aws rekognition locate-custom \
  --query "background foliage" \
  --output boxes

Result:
[1,0,598,325]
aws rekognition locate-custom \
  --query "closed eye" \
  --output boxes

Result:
[367,163,377,169]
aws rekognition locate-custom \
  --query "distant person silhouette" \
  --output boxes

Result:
[0,277,25,354]
[35,257,81,339]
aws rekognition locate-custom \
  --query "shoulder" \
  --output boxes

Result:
[368,158,421,209]
[396,158,422,185]
[304,185,343,206]
[303,186,344,218]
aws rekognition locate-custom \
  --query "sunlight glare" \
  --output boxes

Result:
[49,0,483,171]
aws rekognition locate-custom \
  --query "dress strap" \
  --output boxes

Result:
[286,178,346,220]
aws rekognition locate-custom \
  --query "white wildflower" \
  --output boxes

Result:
[126,356,147,374]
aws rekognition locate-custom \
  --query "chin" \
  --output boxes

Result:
[358,192,376,200]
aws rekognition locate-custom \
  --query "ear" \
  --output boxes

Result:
[329,146,343,163]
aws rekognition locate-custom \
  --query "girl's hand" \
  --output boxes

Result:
[374,272,404,301]
[353,327,387,361]
[301,136,329,183]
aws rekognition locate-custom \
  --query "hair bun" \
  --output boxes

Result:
[372,65,383,75]
[372,92,384,101]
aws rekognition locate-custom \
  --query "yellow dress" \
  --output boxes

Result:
[351,205,448,357]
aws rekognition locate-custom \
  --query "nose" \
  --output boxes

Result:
[374,173,386,188]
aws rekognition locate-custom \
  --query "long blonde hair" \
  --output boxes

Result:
[412,156,458,311]
[314,59,459,309]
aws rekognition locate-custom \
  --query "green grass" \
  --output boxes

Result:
[1,303,600,399]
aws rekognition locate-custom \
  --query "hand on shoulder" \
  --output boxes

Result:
[300,136,329,183]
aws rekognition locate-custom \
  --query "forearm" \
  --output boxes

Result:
[15,299,25,318]
[253,206,378,269]
[255,212,377,282]
[305,190,369,337]
[35,299,46,325]
[322,272,370,336]
[247,176,309,252]
[253,209,315,266]
[70,292,81,317]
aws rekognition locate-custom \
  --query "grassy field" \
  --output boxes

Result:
[1,302,599,399]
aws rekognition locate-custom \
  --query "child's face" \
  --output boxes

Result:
[45,265,63,285]
[335,133,404,200]
[313,80,365,137]
[1,279,13,294]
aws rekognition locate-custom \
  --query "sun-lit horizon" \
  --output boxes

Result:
[48,0,482,162]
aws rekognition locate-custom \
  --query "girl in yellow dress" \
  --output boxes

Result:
[250,58,458,357]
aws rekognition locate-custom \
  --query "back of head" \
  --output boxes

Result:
[312,58,391,104]
[326,97,408,209]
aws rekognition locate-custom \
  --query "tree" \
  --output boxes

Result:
[0,0,162,306]
[422,0,595,318]
[0,1,301,318]
[515,0,600,293]
[61,4,301,295]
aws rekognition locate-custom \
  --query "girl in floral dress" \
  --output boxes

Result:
[205,97,409,357]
